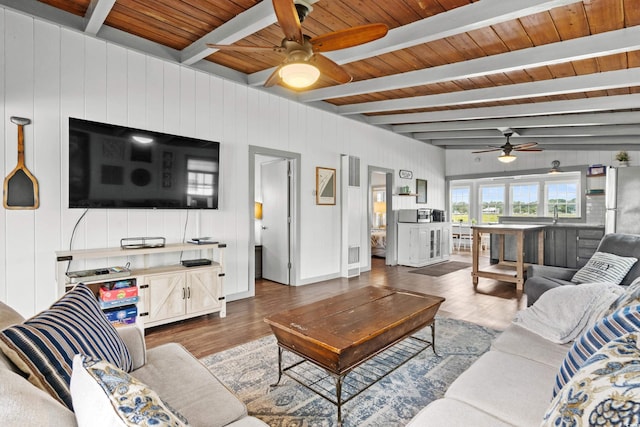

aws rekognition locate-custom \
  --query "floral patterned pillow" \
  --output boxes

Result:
[70,354,189,427]
[542,333,640,427]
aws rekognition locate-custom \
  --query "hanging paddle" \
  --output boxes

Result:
[3,116,39,209]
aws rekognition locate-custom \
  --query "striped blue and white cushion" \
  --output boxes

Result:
[571,251,637,284]
[553,304,640,397]
[0,284,132,410]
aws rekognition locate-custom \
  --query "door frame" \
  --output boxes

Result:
[249,146,301,286]
[368,166,396,267]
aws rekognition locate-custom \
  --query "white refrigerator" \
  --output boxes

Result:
[605,166,640,235]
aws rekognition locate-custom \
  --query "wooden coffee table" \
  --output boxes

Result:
[264,286,445,424]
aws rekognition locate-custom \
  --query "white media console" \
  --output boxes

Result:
[55,242,226,329]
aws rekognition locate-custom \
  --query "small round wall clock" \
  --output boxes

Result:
[399,169,413,179]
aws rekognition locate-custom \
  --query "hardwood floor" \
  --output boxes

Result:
[144,250,527,359]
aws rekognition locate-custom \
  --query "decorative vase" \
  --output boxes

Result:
[618,161,629,167]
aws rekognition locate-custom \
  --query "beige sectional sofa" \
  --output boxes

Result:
[0,299,267,427]
[408,322,571,426]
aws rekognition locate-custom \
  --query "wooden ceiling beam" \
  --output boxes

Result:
[368,93,640,125]
[180,1,277,66]
[301,26,640,103]
[248,0,583,86]
[427,135,640,146]
[338,68,640,115]
[415,125,640,140]
[85,0,116,35]
[393,111,640,133]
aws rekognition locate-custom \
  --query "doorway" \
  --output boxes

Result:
[249,147,300,287]
[368,166,394,266]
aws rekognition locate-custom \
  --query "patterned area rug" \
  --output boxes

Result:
[200,317,499,426]
[410,261,471,277]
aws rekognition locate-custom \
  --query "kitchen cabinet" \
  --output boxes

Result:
[491,225,604,269]
[544,226,604,268]
[397,223,450,267]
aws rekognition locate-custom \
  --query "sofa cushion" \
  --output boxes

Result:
[543,333,640,427]
[524,276,576,307]
[0,301,24,373]
[554,303,640,397]
[444,351,558,427]
[407,398,513,427]
[132,343,248,427]
[571,251,637,284]
[491,324,571,367]
[0,284,132,410]
[0,368,77,427]
[608,276,640,313]
[71,354,188,427]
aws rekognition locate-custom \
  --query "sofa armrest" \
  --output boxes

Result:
[527,264,577,281]
[117,326,146,369]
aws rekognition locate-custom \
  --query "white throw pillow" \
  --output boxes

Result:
[571,251,637,284]
[70,354,189,427]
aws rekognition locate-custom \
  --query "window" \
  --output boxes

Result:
[480,185,505,223]
[510,183,538,217]
[546,181,579,218]
[450,186,470,222]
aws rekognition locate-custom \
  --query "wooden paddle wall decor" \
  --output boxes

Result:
[3,116,39,209]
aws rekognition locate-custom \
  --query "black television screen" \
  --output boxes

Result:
[69,118,219,209]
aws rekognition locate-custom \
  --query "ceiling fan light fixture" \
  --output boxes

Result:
[549,160,561,174]
[498,152,517,163]
[279,62,320,89]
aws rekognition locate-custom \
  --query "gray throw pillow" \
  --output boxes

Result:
[571,251,637,284]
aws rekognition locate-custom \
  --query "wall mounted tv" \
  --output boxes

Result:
[69,118,219,209]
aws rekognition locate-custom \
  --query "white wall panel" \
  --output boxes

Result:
[33,19,62,312]
[0,9,6,302]
[4,10,35,315]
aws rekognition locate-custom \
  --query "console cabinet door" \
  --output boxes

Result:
[144,272,186,323]
[186,268,222,315]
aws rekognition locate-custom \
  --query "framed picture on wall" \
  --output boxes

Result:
[416,179,427,204]
[316,167,336,205]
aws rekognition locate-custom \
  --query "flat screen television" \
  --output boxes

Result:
[69,118,219,209]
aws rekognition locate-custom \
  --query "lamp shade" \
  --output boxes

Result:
[254,202,263,219]
[373,201,386,214]
[279,63,320,89]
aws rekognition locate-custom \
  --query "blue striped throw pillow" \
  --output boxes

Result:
[0,284,132,410]
[553,304,640,397]
[571,251,637,284]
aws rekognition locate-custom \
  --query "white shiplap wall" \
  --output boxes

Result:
[0,8,445,317]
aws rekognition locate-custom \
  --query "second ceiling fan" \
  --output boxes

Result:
[472,132,543,163]
[207,0,388,90]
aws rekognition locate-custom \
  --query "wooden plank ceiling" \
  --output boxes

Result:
[17,0,640,150]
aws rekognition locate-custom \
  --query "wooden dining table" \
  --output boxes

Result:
[471,224,547,291]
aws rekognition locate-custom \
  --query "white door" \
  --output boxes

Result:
[261,159,290,285]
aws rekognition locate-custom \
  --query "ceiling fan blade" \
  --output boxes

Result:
[264,66,282,87]
[206,43,285,53]
[310,54,352,84]
[310,23,389,52]
[272,0,303,44]
[515,148,544,152]
[513,142,539,150]
[471,147,502,153]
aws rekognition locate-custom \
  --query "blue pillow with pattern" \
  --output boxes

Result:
[0,284,132,409]
[553,304,640,397]
[543,333,640,427]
